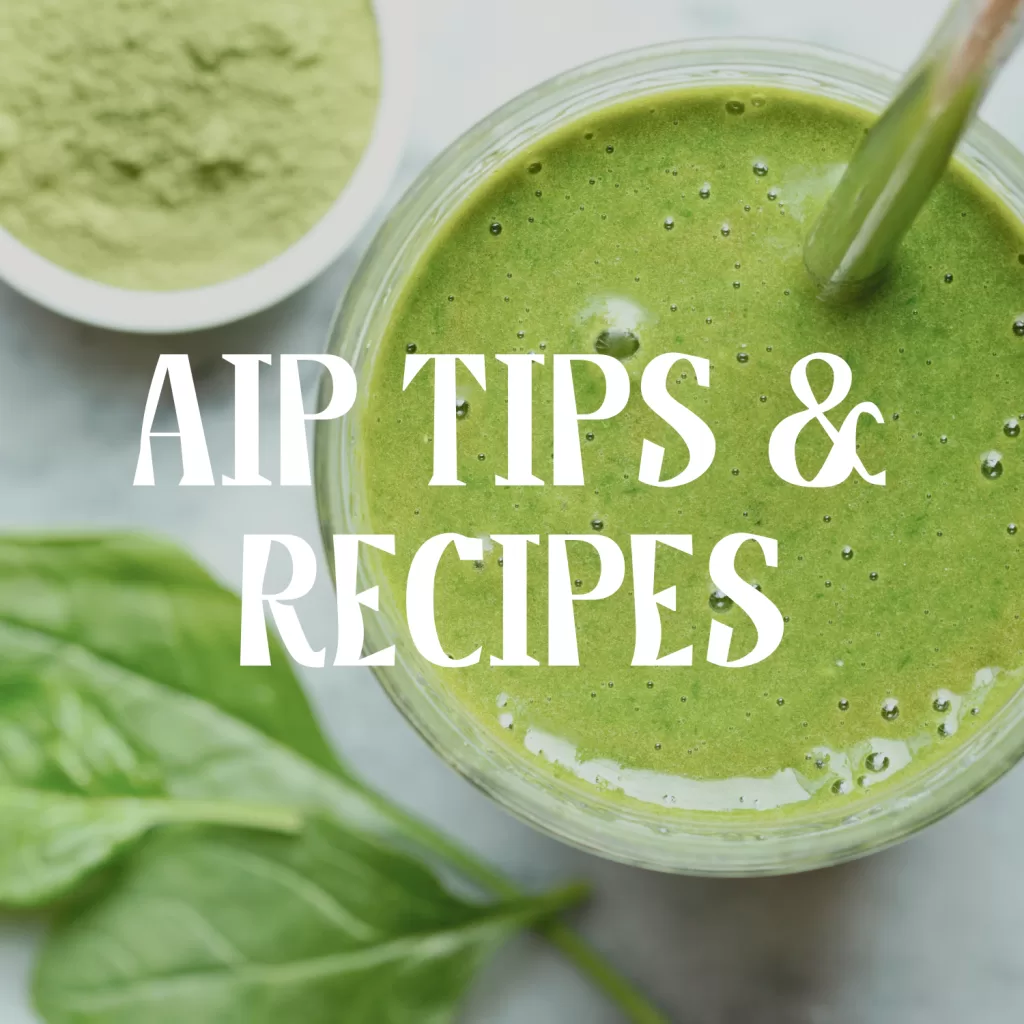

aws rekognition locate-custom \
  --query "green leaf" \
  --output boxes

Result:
[0,534,391,906]
[34,818,584,1024]
[0,534,339,770]
[0,789,301,906]
[0,533,667,1022]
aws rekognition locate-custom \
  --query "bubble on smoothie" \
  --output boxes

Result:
[1009,523,1018,535]
[841,546,854,560]
[699,183,711,198]
[865,751,890,773]
[981,452,1004,479]
[880,698,900,721]
[455,397,469,420]
[725,100,745,115]
[496,692,509,708]
[499,712,514,729]
[664,216,675,230]
[580,295,649,359]
[838,698,850,711]
[736,351,749,363]
[489,222,502,235]
[709,589,733,611]
[1014,319,1024,336]
[595,328,641,360]
[721,224,731,236]
[405,342,417,353]
[831,779,852,795]
[590,518,604,531]
[869,572,879,581]
[527,161,542,174]
[1004,417,1020,437]
[753,161,769,176]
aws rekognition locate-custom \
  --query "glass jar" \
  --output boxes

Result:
[315,39,1024,876]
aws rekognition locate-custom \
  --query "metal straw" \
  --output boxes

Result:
[804,0,1024,301]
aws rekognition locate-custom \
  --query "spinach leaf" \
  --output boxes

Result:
[0,534,339,768]
[0,534,390,905]
[34,817,584,1024]
[0,789,300,906]
[0,533,666,1023]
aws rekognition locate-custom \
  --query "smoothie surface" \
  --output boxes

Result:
[360,86,1024,819]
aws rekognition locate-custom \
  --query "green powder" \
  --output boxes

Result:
[0,0,380,290]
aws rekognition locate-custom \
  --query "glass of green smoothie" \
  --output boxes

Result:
[316,39,1024,875]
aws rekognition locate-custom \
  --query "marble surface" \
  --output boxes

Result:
[2,1,1024,1021]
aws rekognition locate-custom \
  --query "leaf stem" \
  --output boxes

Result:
[365,793,668,1024]
[537,919,667,1024]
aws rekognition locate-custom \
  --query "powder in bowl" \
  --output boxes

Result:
[0,0,380,291]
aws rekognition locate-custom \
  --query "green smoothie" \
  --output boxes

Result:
[360,86,1024,821]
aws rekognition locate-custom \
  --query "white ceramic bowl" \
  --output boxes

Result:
[0,0,414,334]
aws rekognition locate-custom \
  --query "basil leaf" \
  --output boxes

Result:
[0,534,391,906]
[34,818,584,1024]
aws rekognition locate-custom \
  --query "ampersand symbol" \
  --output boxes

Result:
[768,352,886,489]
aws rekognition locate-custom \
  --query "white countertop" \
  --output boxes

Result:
[2,1,1024,1021]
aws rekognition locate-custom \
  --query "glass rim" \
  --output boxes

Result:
[315,37,1024,876]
